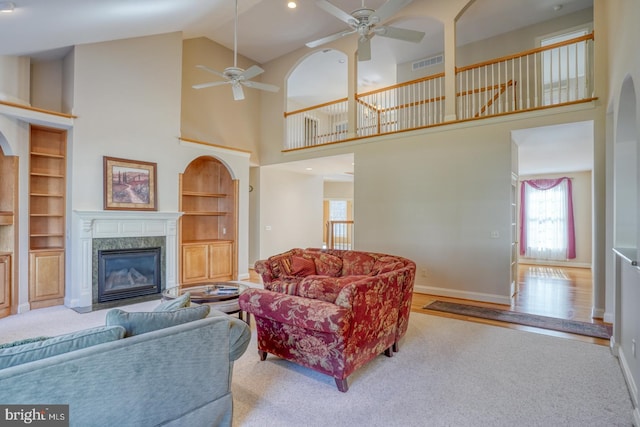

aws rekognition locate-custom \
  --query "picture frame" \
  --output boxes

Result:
[103,156,157,211]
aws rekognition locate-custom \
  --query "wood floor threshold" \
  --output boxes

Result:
[411,295,610,347]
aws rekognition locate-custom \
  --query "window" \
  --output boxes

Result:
[540,27,590,105]
[519,178,576,261]
[329,200,347,221]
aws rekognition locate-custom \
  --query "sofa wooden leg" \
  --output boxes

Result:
[393,341,399,352]
[384,347,393,357]
[259,350,268,361]
[335,378,349,392]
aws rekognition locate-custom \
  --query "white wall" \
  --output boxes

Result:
[67,32,252,305]
[605,0,640,420]
[258,167,324,259]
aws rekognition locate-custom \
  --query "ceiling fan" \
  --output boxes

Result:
[306,0,425,61]
[192,0,279,101]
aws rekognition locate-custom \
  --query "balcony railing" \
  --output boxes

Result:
[356,73,445,137]
[284,33,594,150]
[326,220,354,250]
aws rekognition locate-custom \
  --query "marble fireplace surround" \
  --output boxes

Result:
[72,211,182,311]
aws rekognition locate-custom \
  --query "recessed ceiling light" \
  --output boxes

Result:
[287,1,296,8]
[305,167,313,171]
[0,1,15,13]
[553,4,563,11]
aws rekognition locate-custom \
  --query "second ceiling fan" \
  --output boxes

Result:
[192,0,279,101]
[306,0,425,61]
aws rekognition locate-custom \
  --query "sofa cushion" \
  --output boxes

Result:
[290,256,317,276]
[106,305,210,337]
[0,325,126,369]
[264,277,302,295]
[268,248,304,277]
[297,275,368,303]
[311,252,343,277]
[340,251,376,276]
[0,336,49,349]
[372,256,405,275]
[154,291,191,312]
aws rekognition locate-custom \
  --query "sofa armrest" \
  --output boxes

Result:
[239,288,351,334]
[336,276,403,346]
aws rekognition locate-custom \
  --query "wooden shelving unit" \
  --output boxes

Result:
[28,125,66,308]
[179,157,237,285]
[0,147,16,318]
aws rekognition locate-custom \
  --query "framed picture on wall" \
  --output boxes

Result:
[103,156,157,211]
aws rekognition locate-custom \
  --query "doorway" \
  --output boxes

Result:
[512,121,595,320]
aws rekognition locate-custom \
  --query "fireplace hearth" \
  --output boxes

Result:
[98,247,162,303]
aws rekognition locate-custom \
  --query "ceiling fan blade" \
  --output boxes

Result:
[195,64,226,78]
[241,65,265,81]
[371,0,414,24]
[358,37,371,62]
[315,0,355,25]
[243,80,280,93]
[192,80,230,90]
[232,84,245,101]
[306,29,356,48]
[376,25,425,43]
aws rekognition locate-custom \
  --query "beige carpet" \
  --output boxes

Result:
[0,302,634,426]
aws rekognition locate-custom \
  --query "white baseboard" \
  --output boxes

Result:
[619,347,639,409]
[238,272,250,281]
[604,311,615,324]
[413,285,511,305]
[591,307,605,319]
[17,302,31,314]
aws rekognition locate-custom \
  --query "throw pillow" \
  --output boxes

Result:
[0,326,126,370]
[290,256,316,276]
[106,305,210,337]
[154,291,191,312]
[312,253,343,277]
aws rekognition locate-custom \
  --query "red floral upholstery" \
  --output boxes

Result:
[240,248,416,392]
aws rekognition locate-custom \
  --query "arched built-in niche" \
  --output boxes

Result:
[614,76,638,251]
[179,155,238,285]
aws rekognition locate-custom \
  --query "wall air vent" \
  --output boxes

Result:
[412,54,443,71]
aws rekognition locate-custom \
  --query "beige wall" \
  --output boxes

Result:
[255,1,603,305]
[181,37,263,165]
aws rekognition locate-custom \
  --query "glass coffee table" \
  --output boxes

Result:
[162,282,249,323]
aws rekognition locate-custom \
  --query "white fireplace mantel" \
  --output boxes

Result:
[69,210,182,309]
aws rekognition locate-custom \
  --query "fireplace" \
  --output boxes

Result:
[98,247,161,303]
[91,236,167,308]
[72,210,181,311]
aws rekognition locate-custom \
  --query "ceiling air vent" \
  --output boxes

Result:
[412,54,443,71]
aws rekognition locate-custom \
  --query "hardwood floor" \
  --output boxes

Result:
[413,264,610,346]
[249,264,610,346]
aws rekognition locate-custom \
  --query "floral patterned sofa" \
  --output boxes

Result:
[238,248,416,392]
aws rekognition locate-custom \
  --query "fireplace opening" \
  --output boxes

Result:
[98,247,162,303]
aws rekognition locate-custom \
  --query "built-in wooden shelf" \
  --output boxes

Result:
[182,212,227,216]
[182,191,227,198]
[179,157,237,284]
[0,212,13,226]
[29,125,67,308]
